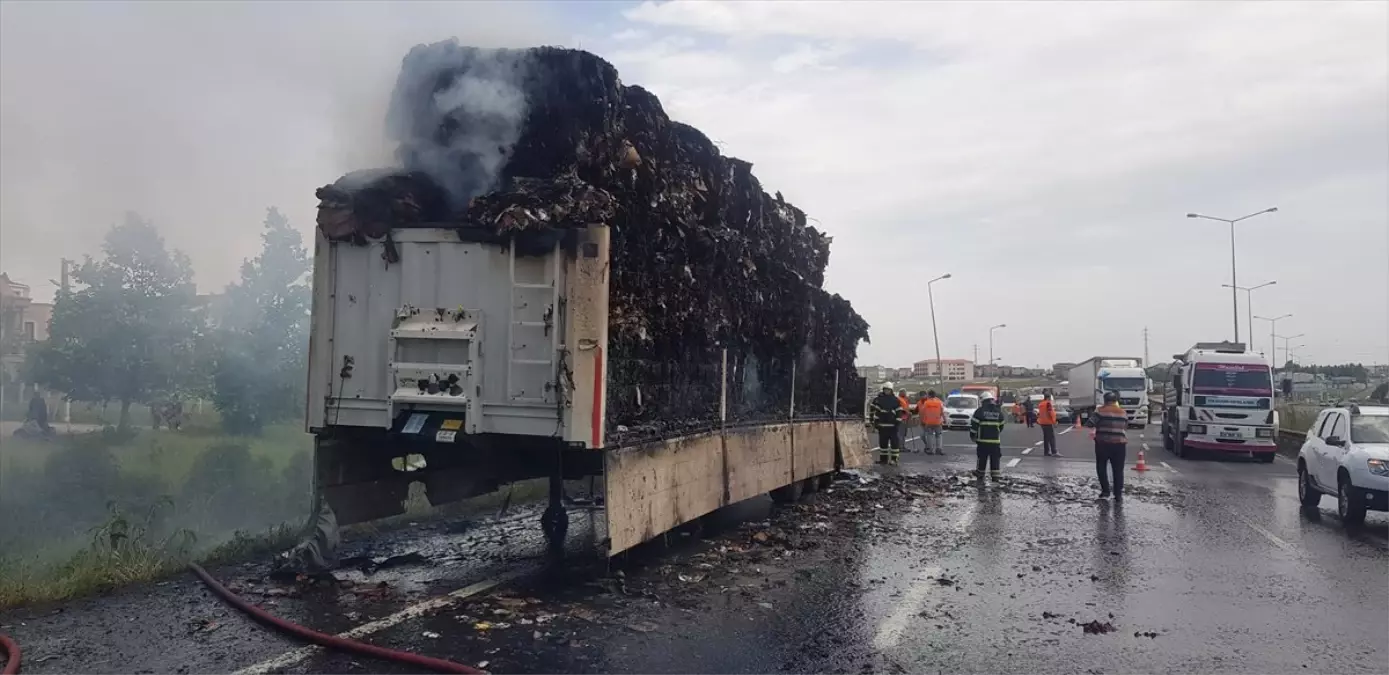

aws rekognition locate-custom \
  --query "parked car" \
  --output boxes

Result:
[1297,404,1389,525]
[944,394,981,430]
[1055,401,1075,424]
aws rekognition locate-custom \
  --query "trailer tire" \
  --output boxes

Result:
[770,481,802,504]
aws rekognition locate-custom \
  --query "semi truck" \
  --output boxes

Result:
[1161,342,1277,461]
[1069,356,1149,427]
[303,225,873,563]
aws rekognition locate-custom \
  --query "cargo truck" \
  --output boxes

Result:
[1069,356,1149,427]
[1161,342,1277,461]
[303,225,872,562]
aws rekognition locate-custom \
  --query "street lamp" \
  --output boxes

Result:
[1274,332,1306,369]
[1254,313,1292,368]
[1222,280,1276,354]
[988,323,1007,381]
[1187,207,1279,342]
[928,274,952,389]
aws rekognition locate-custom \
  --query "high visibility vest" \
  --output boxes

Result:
[897,395,911,419]
[918,398,945,425]
[1037,400,1057,425]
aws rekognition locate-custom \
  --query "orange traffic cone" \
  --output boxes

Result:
[1074,415,1082,429]
[1134,449,1149,471]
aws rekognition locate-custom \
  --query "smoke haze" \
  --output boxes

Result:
[0,1,562,299]
[387,42,534,209]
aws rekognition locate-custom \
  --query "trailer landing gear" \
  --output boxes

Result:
[541,473,568,562]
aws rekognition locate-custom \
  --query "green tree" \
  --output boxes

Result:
[30,214,202,432]
[210,207,310,434]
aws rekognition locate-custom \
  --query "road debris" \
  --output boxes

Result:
[1082,620,1117,635]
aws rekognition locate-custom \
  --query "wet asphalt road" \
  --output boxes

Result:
[4,422,1386,674]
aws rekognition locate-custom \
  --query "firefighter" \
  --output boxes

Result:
[1036,390,1058,456]
[917,389,946,455]
[897,388,912,452]
[1093,391,1129,502]
[870,383,904,465]
[969,391,1006,482]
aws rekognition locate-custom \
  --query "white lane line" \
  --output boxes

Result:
[1006,457,1022,468]
[1238,517,1297,555]
[1160,461,1178,473]
[233,569,527,674]
[874,506,977,650]
[1058,426,1074,436]
[1022,447,1033,455]
[906,436,920,443]
[871,565,942,650]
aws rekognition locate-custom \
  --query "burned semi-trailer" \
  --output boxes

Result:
[303,41,871,563]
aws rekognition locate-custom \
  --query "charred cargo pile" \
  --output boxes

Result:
[316,41,868,443]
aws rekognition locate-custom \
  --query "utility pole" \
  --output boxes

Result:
[1142,327,1150,368]
[59,258,72,425]
[973,344,979,369]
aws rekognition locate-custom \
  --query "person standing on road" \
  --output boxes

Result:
[1024,396,1037,428]
[870,384,904,465]
[896,389,912,452]
[1037,390,1058,456]
[1092,391,1129,502]
[970,392,1007,483]
[917,389,946,455]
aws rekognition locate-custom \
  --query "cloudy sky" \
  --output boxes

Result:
[2,1,1386,369]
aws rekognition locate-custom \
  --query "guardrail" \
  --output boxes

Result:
[1275,428,1306,459]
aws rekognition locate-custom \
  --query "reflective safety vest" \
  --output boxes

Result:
[897,395,911,420]
[1094,403,1128,445]
[1037,399,1057,425]
[918,398,945,426]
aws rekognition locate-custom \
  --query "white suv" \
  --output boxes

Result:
[1297,405,1389,525]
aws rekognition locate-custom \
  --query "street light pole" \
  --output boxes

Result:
[988,323,1006,382]
[1274,332,1306,369]
[1222,281,1275,355]
[928,273,952,390]
[1255,313,1292,367]
[1187,207,1279,343]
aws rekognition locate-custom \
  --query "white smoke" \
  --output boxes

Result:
[386,40,531,209]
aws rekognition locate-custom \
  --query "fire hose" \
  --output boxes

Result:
[0,633,19,675]
[188,563,485,674]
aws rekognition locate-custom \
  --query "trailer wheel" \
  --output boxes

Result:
[770,480,803,504]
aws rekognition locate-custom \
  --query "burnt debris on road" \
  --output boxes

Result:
[315,42,868,442]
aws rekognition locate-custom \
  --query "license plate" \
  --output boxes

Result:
[1218,430,1242,440]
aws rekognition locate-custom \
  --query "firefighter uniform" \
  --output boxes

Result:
[870,386,904,465]
[970,394,1007,482]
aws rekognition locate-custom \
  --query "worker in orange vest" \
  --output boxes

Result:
[1036,390,1059,456]
[1012,400,1025,423]
[916,390,946,455]
[896,388,912,452]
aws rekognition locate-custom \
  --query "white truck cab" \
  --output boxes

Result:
[1162,342,1277,462]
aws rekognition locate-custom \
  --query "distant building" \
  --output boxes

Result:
[893,367,913,380]
[857,365,887,381]
[1,273,53,410]
[913,358,974,382]
[1052,362,1077,379]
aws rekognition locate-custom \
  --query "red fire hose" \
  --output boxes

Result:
[0,633,19,675]
[188,563,485,674]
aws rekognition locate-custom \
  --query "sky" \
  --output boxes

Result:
[2,0,1386,370]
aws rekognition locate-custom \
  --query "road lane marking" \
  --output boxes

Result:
[1022,447,1033,455]
[871,565,942,650]
[1160,461,1178,473]
[874,506,978,650]
[1006,458,1021,468]
[233,569,529,674]
[1238,517,1297,555]
[1058,427,1073,436]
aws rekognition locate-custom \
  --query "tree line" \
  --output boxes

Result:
[28,209,310,435]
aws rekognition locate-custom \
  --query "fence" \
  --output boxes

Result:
[604,344,865,447]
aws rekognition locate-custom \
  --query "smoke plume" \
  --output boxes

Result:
[386,40,532,209]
